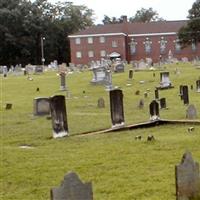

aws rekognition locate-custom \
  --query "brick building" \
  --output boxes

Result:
[68,19,200,65]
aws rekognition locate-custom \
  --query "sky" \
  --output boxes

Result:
[48,0,195,24]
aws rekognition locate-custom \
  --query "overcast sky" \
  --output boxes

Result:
[48,0,195,24]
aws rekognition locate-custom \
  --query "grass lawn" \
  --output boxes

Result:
[1,63,200,200]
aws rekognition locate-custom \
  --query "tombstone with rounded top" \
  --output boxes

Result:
[186,104,197,119]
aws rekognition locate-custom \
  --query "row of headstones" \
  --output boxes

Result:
[51,151,200,200]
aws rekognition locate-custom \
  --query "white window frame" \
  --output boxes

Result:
[75,38,81,45]
[76,51,82,58]
[112,41,118,48]
[99,36,105,43]
[88,51,94,58]
[100,50,106,57]
[88,37,93,44]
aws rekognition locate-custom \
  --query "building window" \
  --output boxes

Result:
[76,51,82,58]
[129,38,137,55]
[112,41,118,48]
[88,37,93,44]
[100,50,106,57]
[99,36,105,43]
[143,37,152,53]
[174,39,181,52]
[75,38,81,44]
[88,51,94,58]
[158,37,167,54]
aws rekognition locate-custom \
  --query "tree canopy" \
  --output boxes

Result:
[0,0,94,66]
[178,0,200,47]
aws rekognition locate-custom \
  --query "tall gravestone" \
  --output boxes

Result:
[149,100,160,120]
[196,80,200,93]
[49,95,68,138]
[155,89,159,100]
[51,172,93,200]
[109,89,125,127]
[160,98,167,109]
[179,85,184,100]
[129,69,133,79]
[182,85,189,105]
[60,72,66,91]
[175,152,200,200]
[105,69,113,91]
[159,72,172,88]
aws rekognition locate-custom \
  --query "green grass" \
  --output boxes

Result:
[1,63,200,200]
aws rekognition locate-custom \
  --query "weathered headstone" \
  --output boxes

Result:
[51,172,93,200]
[179,85,184,100]
[144,92,148,98]
[97,98,105,108]
[159,72,172,88]
[33,97,50,116]
[135,90,140,95]
[186,104,197,119]
[49,95,68,138]
[60,72,66,91]
[175,152,200,200]
[109,89,125,127]
[5,103,12,110]
[129,69,133,79]
[91,66,106,84]
[196,80,200,93]
[190,85,193,90]
[160,98,167,109]
[182,85,189,105]
[149,100,159,120]
[34,65,43,74]
[155,89,159,100]
[138,99,144,109]
[105,69,113,91]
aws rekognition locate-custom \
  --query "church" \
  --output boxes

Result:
[69,17,200,65]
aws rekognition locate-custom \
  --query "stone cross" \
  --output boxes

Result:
[109,89,125,127]
[49,95,68,138]
[51,172,93,200]
[182,85,189,105]
[175,152,200,200]
[149,100,159,120]
[60,72,66,91]
[186,104,197,119]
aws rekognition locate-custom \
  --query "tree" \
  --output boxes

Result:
[129,7,164,23]
[102,15,126,24]
[178,0,200,47]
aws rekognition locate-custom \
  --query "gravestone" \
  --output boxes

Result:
[137,59,147,70]
[60,72,66,91]
[34,65,43,74]
[105,69,113,91]
[138,99,144,109]
[109,89,125,127]
[113,59,125,73]
[97,98,105,108]
[49,95,68,138]
[5,103,12,110]
[91,66,106,84]
[149,100,160,120]
[159,72,172,89]
[135,90,140,95]
[179,85,184,100]
[51,172,93,200]
[190,85,193,90]
[14,65,23,76]
[186,104,197,119]
[182,85,189,105]
[175,152,200,200]
[3,66,8,77]
[144,92,148,98]
[33,97,50,116]
[160,98,167,109]
[129,69,133,79]
[196,80,200,93]
[155,89,159,100]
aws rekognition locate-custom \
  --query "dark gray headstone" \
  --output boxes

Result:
[182,85,189,105]
[186,104,197,119]
[160,98,167,109]
[138,99,144,109]
[144,92,148,98]
[135,90,140,95]
[51,172,93,200]
[109,89,125,127]
[149,100,159,120]
[49,95,68,138]
[33,97,50,116]
[60,73,66,91]
[97,98,105,108]
[175,152,200,200]
[129,69,133,79]
[190,85,193,90]
[155,89,159,100]
[34,65,43,74]
[5,103,12,110]
[114,64,124,73]
[196,80,200,92]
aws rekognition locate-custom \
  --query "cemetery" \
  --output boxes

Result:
[1,62,200,200]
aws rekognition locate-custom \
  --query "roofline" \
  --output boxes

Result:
[68,32,127,38]
[128,32,177,37]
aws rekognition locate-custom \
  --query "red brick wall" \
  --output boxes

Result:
[70,34,200,65]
